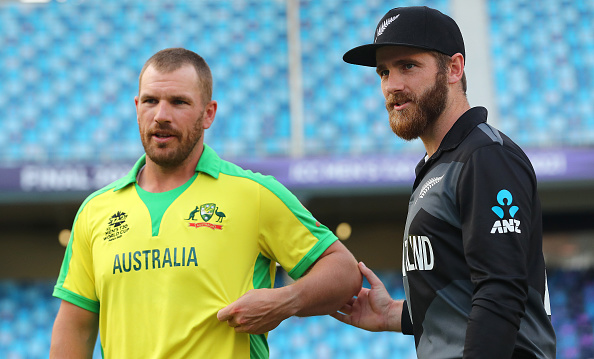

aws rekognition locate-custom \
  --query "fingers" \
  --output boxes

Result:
[217,305,244,329]
[337,302,353,315]
[217,307,245,332]
[216,306,231,322]
[359,262,384,288]
[330,311,352,325]
[344,296,356,307]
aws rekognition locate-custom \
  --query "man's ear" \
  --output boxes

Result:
[134,96,140,124]
[448,53,465,85]
[202,100,217,129]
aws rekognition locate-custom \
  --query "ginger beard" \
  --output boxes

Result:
[386,70,449,141]
[139,112,205,168]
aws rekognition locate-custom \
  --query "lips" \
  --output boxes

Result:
[388,98,411,111]
[150,130,178,143]
[393,101,410,110]
[154,132,173,138]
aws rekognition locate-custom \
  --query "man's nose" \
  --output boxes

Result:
[154,102,172,123]
[384,72,405,93]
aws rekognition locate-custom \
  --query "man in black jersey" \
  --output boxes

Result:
[332,6,556,359]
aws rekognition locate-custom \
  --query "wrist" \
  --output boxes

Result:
[387,299,404,332]
[276,285,301,318]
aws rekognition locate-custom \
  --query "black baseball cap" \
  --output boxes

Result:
[343,6,465,67]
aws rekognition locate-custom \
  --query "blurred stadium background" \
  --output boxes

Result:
[1,0,593,357]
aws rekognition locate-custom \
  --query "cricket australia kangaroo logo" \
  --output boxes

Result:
[186,203,226,230]
[490,189,521,234]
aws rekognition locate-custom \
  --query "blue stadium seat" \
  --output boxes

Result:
[1,0,593,163]
[1,268,593,358]
[487,0,594,149]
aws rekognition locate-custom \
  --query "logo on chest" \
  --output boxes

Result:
[414,175,444,205]
[104,211,130,241]
[186,203,226,230]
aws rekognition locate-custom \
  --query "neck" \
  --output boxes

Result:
[138,145,204,193]
[421,94,471,157]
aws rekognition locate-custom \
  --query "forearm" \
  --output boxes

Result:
[217,242,361,334]
[463,305,518,359]
[330,262,404,332]
[287,245,361,317]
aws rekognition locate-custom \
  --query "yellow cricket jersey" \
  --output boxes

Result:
[53,144,338,359]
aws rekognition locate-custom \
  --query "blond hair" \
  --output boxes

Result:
[138,48,213,104]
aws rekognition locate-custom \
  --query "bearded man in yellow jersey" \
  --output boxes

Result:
[50,48,361,359]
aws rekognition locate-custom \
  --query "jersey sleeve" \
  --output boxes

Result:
[401,300,414,335]
[53,202,100,313]
[256,180,338,280]
[457,144,535,356]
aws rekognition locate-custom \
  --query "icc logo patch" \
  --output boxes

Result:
[490,189,521,234]
[186,203,226,230]
[104,211,130,241]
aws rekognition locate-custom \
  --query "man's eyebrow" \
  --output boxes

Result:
[138,93,155,101]
[170,95,192,103]
[138,93,193,103]
[376,64,387,74]
[376,58,422,72]
[396,58,421,66]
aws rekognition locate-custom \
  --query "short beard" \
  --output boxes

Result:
[140,113,204,169]
[386,71,449,141]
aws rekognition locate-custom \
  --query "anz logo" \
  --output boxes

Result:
[490,189,521,234]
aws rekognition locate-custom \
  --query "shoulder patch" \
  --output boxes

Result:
[477,123,503,145]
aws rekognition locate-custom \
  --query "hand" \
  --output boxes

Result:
[330,262,403,332]
[217,287,295,334]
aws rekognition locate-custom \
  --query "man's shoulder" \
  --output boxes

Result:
[218,159,283,190]
[78,175,134,212]
[215,159,303,209]
[457,122,526,159]
[451,123,536,181]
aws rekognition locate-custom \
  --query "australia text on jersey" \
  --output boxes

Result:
[113,247,198,274]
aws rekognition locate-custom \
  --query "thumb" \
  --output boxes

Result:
[359,262,384,288]
[217,305,231,322]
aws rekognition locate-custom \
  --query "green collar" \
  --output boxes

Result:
[113,144,221,191]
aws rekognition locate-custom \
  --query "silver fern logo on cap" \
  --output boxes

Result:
[375,14,400,42]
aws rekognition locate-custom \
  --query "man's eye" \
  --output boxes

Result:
[144,99,157,104]
[404,64,415,70]
[379,69,389,77]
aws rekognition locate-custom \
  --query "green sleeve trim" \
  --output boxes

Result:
[250,333,269,359]
[287,233,338,280]
[54,230,74,291]
[53,286,100,314]
[55,183,118,291]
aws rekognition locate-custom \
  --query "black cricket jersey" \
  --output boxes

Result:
[400,107,556,358]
